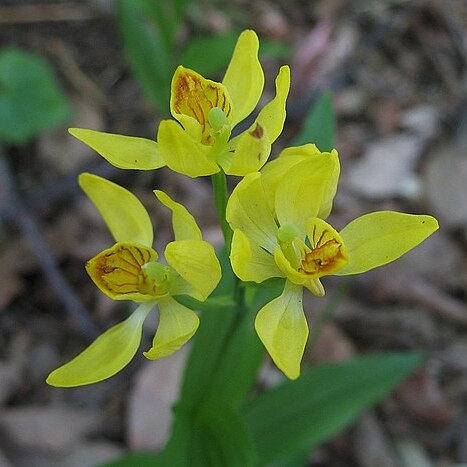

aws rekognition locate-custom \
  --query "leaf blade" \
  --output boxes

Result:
[293,91,336,151]
[244,352,423,464]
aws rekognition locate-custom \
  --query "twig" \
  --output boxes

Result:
[0,159,118,220]
[0,145,100,341]
[46,39,112,112]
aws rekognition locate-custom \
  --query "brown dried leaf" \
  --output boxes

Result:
[347,134,424,199]
[307,322,356,364]
[424,146,467,228]
[0,405,102,452]
[57,441,124,467]
[396,370,455,426]
[38,96,104,174]
[352,413,400,467]
[126,347,187,451]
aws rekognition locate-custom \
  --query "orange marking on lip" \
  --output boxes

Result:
[299,239,345,276]
[172,68,232,144]
[87,243,158,297]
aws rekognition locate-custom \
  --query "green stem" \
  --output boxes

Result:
[211,170,232,249]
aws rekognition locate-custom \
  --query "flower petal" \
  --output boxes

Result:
[274,247,308,286]
[273,247,326,297]
[154,190,202,241]
[143,296,199,359]
[157,119,219,177]
[86,242,160,302]
[226,173,278,253]
[255,281,308,379]
[255,65,290,144]
[165,239,221,301]
[69,128,165,170]
[223,123,271,176]
[337,211,439,275]
[222,30,264,127]
[46,303,153,387]
[170,66,233,144]
[224,66,290,176]
[230,229,282,282]
[317,149,340,219]
[79,173,153,246]
[274,153,339,234]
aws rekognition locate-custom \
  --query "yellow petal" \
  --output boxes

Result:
[157,119,219,177]
[79,173,153,246]
[255,281,308,379]
[261,144,322,192]
[222,66,290,175]
[222,30,264,127]
[262,145,339,218]
[337,211,439,275]
[69,128,165,170]
[226,173,278,253]
[317,149,340,219]
[170,66,233,144]
[143,296,199,359]
[223,123,271,176]
[46,303,153,387]
[274,247,309,287]
[274,154,339,234]
[86,242,161,301]
[230,229,282,282]
[165,239,221,301]
[277,143,323,159]
[154,190,202,241]
[255,65,290,144]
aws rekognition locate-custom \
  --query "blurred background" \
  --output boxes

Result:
[0,0,466,466]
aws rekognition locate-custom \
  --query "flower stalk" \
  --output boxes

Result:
[211,170,232,249]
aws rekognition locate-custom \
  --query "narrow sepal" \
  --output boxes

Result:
[79,173,153,246]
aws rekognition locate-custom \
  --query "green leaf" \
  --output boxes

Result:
[203,282,284,410]
[175,294,236,312]
[180,32,239,77]
[116,0,173,112]
[197,408,257,467]
[140,0,190,52]
[177,247,238,410]
[293,90,336,151]
[244,352,423,464]
[158,410,192,467]
[162,408,257,467]
[0,48,71,144]
[272,449,310,467]
[260,40,291,60]
[101,453,161,467]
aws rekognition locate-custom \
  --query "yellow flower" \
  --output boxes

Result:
[67,30,290,178]
[226,145,439,380]
[47,173,221,387]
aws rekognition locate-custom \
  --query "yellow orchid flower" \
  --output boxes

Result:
[47,173,221,387]
[67,30,290,178]
[226,146,439,380]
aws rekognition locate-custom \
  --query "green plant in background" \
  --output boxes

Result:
[0,48,71,144]
[47,29,439,466]
[293,91,336,151]
[115,0,289,114]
